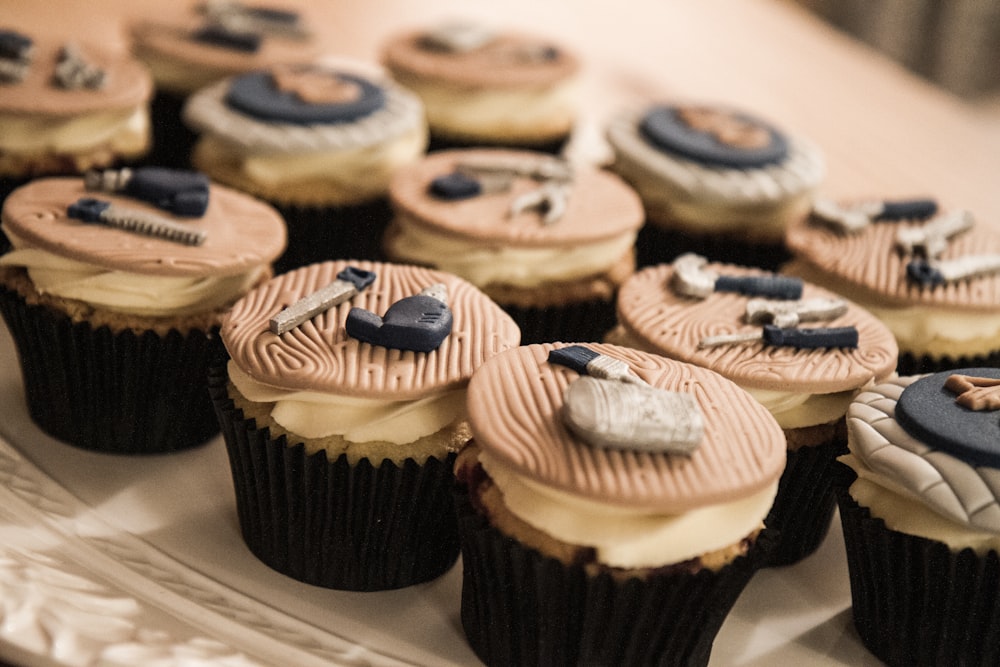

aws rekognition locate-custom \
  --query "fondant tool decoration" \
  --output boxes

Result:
[639,104,788,168]
[67,198,207,246]
[698,324,858,350]
[548,345,704,455]
[907,254,1000,287]
[945,373,1000,412]
[429,172,482,200]
[269,266,376,335]
[450,156,574,224]
[85,168,211,217]
[811,198,939,234]
[896,368,1000,468]
[200,1,309,41]
[744,296,848,328]
[345,283,453,352]
[671,253,803,300]
[420,22,497,53]
[192,23,262,52]
[895,209,974,258]
[53,43,105,90]
[224,69,385,124]
[0,29,32,84]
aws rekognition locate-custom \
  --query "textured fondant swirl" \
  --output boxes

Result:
[388,149,644,248]
[847,376,1000,533]
[1,177,286,277]
[466,343,786,511]
[615,263,898,393]
[786,211,1000,310]
[222,260,520,399]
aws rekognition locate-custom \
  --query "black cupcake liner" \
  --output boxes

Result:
[897,349,1000,377]
[455,487,771,667]
[835,465,1000,667]
[143,90,199,170]
[426,133,570,156]
[208,364,460,591]
[761,434,845,567]
[635,221,792,271]
[272,198,393,275]
[500,296,617,345]
[0,284,221,454]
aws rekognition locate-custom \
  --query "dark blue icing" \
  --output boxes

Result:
[192,25,262,52]
[906,259,945,286]
[548,345,600,376]
[714,274,803,300]
[0,29,32,60]
[639,105,789,169]
[896,368,1000,468]
[224,69,385,125]
[762,325,858,349]
[429,172,482,200]
[337,266,377,291]
[124,168,210,217]
[345,294,453,353]
[875,199,938,222]
[67,198,111,222]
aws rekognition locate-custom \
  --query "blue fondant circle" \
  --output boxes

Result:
[224,70,385,125]
[639,105,788,168]
[896,368,1000,468]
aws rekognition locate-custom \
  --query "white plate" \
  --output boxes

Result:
[0,323,880,666]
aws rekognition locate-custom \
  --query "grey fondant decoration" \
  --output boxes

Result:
[66,198,206,246]
[670,253,802,300]
[269,266,376,335]
[85,167,211,217]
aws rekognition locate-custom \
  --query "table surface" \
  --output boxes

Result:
[0,1,996,665]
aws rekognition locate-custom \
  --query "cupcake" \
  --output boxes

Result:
[383,148,643,344]
[605,102,824,269]
[0,30,152,211]
[785,198,1000,375]
[0,171,286,453]
[129,2,325,168]
[380,21,580,153]
[456,342,785,666]
[837,369,1000,666]
[211,259,520,590]
[184,62,427,272]
[607,255,898,565]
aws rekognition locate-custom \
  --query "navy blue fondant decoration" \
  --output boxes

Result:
[429,172,482,200]
[906,259,945,287]
[896,368,1000,468]
[714,274,803,300]
[547,345,601,376]
[762,325,858,349]
[192,25,262,52]
[68,198,111,222]
[875,199,938,222]
[224,70,385,125]
[244,6,300,24]
[345,288,453,353]
[0,29,32,60]
[639,105,789,169]
[126,168,210,217]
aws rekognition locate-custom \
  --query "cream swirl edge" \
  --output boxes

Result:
[0,230,266,317]
[385,212,637,288]
[228,360,466,444]
[842,377,1000,549]
[182,77,427,154]
[0,107,149,155]
[480,450,777,569]
[606,327,854,429]
[606,108,825,210]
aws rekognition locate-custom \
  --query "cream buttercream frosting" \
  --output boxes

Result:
[0,107,149,159]
[842,376,1000,553]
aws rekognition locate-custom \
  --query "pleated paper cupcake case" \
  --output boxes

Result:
[454,488,772,667]
[0,285,221,454]
[208,364,460,591]
[835,466,1000,667]
[896,349,1000,377]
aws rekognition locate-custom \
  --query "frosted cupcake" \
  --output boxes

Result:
[785,198,1000,375]
[381,21,580,153]
[184,62,427,271]
[606,102,824,269]
[0,171,285,453]
[212,259,519,590]
[838,369,1000,666]
[456,342,785,666]
[384,148,642,343]
[608,255,898,565]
